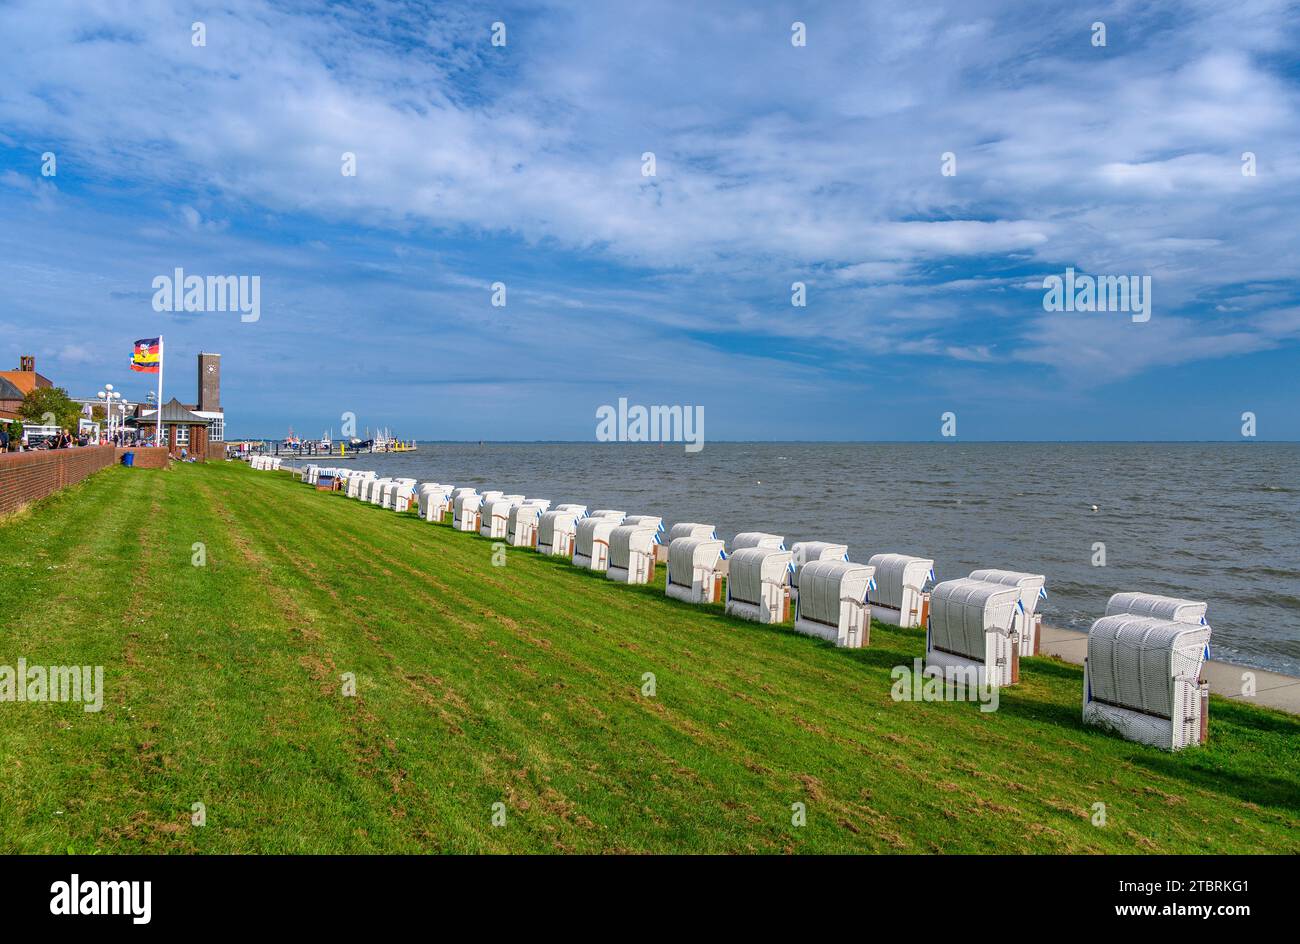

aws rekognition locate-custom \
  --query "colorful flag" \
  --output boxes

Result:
[131,338,161,373]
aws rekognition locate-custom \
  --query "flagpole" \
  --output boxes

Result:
[155,335,165,446]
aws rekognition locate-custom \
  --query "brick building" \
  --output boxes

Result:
[132,352,225,459]
[0,355,54,421]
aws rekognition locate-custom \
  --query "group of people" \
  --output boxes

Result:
[1,427,79,450]
[0,425,149,451]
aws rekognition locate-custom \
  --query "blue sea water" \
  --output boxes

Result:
[287,442,1300,677]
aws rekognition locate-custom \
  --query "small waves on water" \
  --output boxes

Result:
[302,441,1300,676]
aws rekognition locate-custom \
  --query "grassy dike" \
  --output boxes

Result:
[1,460,1296,854]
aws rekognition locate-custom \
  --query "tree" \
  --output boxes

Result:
[20,386,82,431]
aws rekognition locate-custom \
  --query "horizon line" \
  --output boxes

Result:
[227,438,1299,445]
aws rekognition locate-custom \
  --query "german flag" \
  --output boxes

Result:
[130,337,161,373]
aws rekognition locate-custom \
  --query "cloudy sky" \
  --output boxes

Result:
[1,0,1298,440]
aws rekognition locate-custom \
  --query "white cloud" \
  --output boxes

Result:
[1015,307,1300,383]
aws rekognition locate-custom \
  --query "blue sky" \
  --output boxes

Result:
[1,0,1298,440]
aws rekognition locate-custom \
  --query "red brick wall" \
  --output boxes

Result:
[0,445,120,517]
[190,424,209,462]
[119,447,170,469]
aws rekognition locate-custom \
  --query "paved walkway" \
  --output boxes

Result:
[1039,624,1300,716]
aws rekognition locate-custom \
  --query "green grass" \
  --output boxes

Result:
[1,461,1296,853]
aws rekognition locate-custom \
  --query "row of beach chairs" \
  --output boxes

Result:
[285,462,1214,751]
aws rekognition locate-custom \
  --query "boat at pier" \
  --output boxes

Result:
[362,427,418,453]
